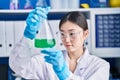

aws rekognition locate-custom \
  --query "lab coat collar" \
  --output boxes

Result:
[63,48,90,69]
[77,48,90,68]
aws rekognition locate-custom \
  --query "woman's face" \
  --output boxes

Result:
[60,21,89,52]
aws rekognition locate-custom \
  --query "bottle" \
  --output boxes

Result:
[34,19,56,48]
[68,0,79,9]
[99,0,108,7]
[36,0,47,7]
[10,0,19,9]
[24,0,33,9]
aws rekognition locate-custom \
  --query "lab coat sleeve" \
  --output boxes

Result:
[67,62,110,80]
[9,37,39,79]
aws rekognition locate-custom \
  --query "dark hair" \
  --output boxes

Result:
[59,11,88,31]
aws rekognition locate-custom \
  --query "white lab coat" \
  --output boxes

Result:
[9,37,110,80]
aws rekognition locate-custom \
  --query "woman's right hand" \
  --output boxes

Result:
[24,6,50,39]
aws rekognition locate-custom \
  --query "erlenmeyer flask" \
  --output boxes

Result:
[34,19,56,48]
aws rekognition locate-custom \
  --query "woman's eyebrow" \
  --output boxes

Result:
[68,29,76,32]
[60,29,76,32]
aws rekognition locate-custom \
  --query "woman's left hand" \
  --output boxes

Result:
[41,48,70,80]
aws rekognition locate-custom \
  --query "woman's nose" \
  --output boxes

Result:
[63,35,71,42]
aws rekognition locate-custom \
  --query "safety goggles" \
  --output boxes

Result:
[57,31,83,40]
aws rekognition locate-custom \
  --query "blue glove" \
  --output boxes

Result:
[24,6,50,39]
[41,48,70,80]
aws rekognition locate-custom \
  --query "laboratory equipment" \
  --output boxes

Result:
[34,19,56,48]
[10,0,19,9]
[50,0,62,9]
[68,0,79,8]
[24,7,50,39]
[24,0,33,9]
[99,0,108,7]
[90,0,108,8]
[36,0,47,7]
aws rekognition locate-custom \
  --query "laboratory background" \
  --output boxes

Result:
[0,0,120,80]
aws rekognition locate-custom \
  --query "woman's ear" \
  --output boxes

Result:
[83,30,89,40]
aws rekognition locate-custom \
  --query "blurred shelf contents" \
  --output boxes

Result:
[24,0,33,9]
[109,0,120,7]
[10,0,19,9]
[0,0,120,10]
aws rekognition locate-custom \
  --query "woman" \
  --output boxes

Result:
[9,7,110,80]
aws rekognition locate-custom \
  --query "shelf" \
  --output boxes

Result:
[0,8,119,13]
[0,8,119,20]
[0,8,92,20]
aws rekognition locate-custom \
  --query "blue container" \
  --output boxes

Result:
[90,0,108,8]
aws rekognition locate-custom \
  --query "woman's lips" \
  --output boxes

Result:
[65,44,71,47]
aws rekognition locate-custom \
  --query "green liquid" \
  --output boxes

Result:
[34,39,56,48]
